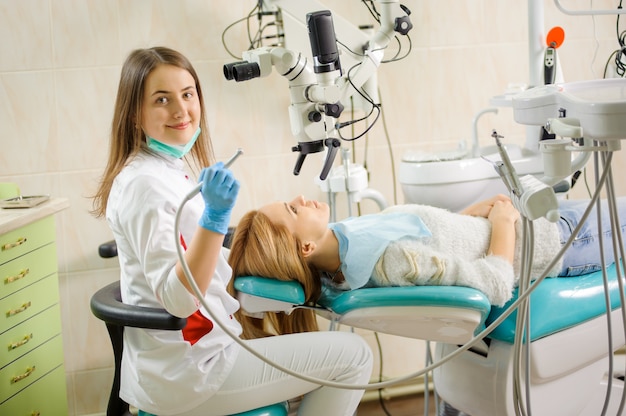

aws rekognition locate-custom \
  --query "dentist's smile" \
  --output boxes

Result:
[169,122,190,130]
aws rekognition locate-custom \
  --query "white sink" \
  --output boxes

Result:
[399,145,544,212]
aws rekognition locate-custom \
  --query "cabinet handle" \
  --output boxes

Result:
[10,365,36,383]
[4,268,30,284]
[6,301,31,317]
[1,236,27,251]
[8,333,33,351]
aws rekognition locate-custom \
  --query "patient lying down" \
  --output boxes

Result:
[227,194,625,339]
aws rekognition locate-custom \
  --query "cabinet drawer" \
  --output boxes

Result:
[0,217,55,266]
[1,243,58,300]
[0,364,68,414]
[0,275,59,334]
[1,305,62,368]
[0,335,64,404]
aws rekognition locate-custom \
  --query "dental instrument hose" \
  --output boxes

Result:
[173,149,613,392]
[597,150,626,416]
[510,148,625,416]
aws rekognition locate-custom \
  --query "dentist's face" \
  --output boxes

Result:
[260,195,330,243]
[140,64,200,145]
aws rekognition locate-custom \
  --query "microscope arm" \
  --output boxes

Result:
[334,1,412,105]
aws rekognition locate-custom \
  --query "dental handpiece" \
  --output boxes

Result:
[191,148,244,195]
[492,131,523,196]
[223,148,244,169]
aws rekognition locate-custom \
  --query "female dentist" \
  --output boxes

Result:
[92,46,372,416]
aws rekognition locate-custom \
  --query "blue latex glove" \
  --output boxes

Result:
[197,162,240,234]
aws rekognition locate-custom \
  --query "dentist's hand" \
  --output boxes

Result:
[197,162,240,234]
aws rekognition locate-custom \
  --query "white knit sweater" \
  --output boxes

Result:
[370,205,563,306]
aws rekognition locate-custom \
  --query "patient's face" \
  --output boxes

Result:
[260,195,330,244]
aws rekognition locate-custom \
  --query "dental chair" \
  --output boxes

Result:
[234,263,626,416]
[235,276,492,344]
[90,240,288,416]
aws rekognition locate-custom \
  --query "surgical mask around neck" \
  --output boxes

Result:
[146,127,201,159]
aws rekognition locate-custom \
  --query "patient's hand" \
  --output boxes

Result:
[488,199,520,225]
[459,194,511,218]
[487,199,519,264]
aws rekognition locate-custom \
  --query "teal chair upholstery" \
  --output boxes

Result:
[137,402,288,416]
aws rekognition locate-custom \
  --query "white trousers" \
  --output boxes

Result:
[178,331,373,416]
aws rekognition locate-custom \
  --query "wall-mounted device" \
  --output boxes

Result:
[544,26,564,85]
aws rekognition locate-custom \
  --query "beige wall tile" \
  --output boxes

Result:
[0,71,57,175]
[72,367,114,415]
[0,0,53,71]
[53,170,115,273]
[51,0,120,67]
[60,268,120,373]
[55,67,119,171]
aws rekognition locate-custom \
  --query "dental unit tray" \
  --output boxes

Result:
[512,78,626,140]
[0,195,50,209]
[235,263,623,345]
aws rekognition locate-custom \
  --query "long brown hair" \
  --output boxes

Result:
[227,210,322,339]
[92,46,214,217]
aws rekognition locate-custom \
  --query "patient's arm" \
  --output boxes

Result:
[372,241,516,306]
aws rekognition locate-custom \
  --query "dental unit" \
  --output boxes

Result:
[401,24,569,213]
[401,1,575,213]
[221,77,626,416]
[434,77,626,416]
[175,2,626,416]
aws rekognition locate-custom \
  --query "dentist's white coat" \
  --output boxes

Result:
[106,151,242,415]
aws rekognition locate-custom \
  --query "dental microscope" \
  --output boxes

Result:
[223,0,413,181]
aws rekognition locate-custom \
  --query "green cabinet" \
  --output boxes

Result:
[0,215,68,415]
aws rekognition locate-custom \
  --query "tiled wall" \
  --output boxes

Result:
[1,0,624,414]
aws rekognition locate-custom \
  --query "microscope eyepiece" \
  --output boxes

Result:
[223,61,261,82]
[223,61,245,81]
